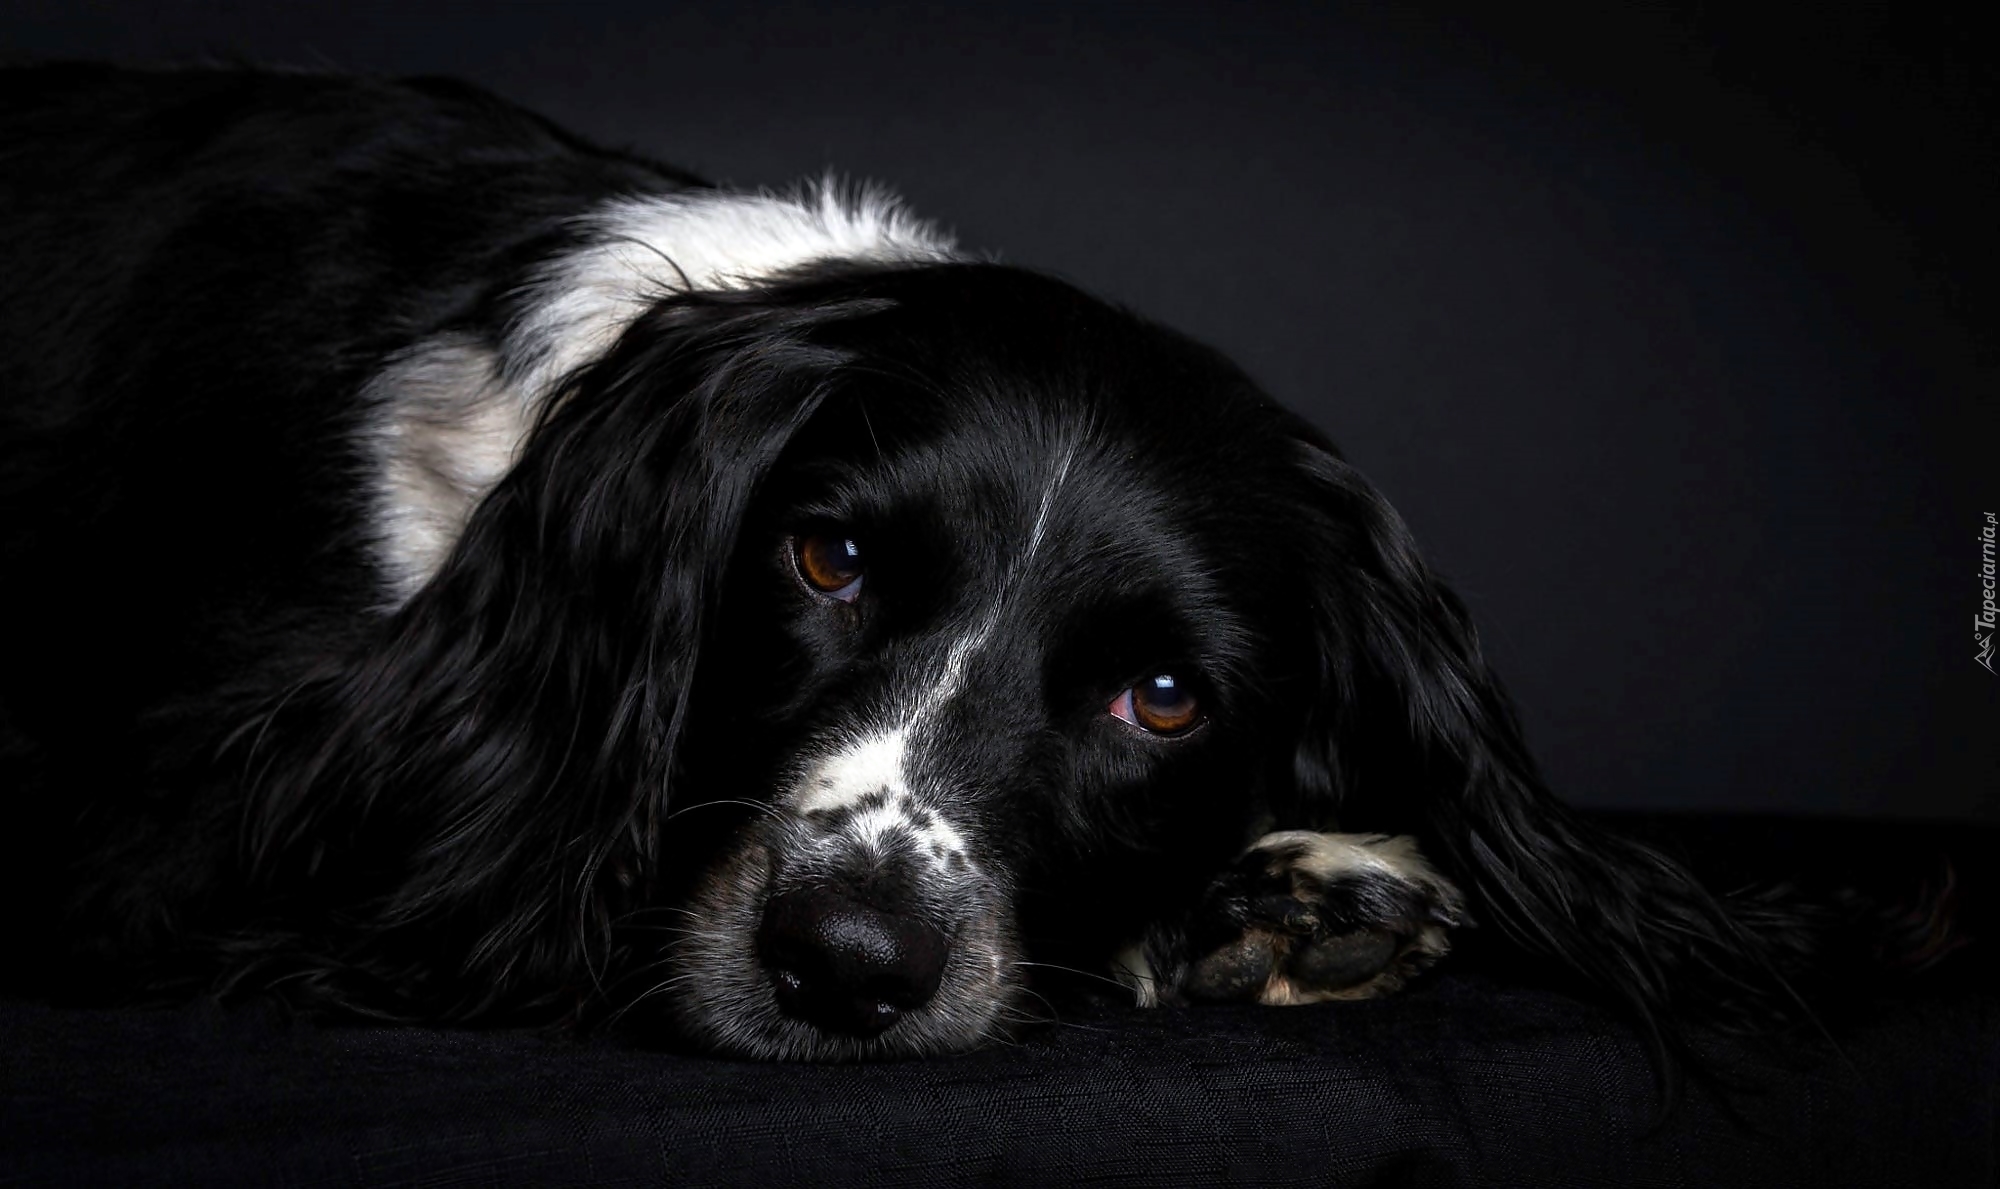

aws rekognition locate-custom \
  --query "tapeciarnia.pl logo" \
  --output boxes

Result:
[1979,512,1997,673]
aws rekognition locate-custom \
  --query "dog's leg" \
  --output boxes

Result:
[1117,832,1466,1007]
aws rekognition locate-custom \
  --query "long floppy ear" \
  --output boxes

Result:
[222,291,876,1020]
[1281,441,1806,1073]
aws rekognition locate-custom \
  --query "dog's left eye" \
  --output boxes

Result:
[1109,674,1204,735]
[794,532,865,602]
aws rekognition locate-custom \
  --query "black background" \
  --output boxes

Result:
[5,1,1993,822]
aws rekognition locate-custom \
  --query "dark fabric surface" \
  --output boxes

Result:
[4,816,1996,1188]
[5,979,1995,1187]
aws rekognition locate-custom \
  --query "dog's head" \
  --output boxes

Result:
[540,262,1336,1057]
[641,266,1322,1057]
[244,260,1782,1062]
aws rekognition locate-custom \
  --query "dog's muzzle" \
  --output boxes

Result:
[667,737,1019,1058]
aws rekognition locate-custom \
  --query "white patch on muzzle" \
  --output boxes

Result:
[793,728,969,862]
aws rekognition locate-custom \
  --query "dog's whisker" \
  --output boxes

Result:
[1011,959,1141,996]
[605,970,705,1025]
[610,904,701,926]
[664,798,782,823]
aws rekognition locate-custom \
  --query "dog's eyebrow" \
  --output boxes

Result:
[1022,442,1077,564]
[921,439,1082,710]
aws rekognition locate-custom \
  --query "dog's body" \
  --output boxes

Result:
[1,65,1818,1061]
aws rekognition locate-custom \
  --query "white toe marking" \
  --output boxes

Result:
[1112,943,1160,1009]
[1251,830,1448,889]
[1241,830,1465,1006]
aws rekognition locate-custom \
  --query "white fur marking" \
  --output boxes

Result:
[369,183,958,605]
[845,795,968,856]
[779,404,1084,875]
[506,182,957,400]
[791,729,970,862]
[796,730,911,815]
[368,336,530,605]
[848,800,910,850]
[1112,943,1160,1009]
[1022,444,1075,562]
[1233,831,1464,1006]
[910,811,969,857]
[1252,830,1447,887]
[914,442,1080,711]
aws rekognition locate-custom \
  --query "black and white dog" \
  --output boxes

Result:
[0,65,1825,1061]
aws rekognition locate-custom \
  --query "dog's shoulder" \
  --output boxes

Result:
[0,63,693,308]
[1,63,682,183]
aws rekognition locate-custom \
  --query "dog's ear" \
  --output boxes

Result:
[1280,441,1803,1073]
[227,292,876,1018]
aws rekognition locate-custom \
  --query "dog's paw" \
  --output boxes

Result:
[1177,831,1466,1005]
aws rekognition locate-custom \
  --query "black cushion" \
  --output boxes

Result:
[5,816,1994,1187]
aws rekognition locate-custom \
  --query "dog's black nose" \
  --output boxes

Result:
[757,887,949,1038]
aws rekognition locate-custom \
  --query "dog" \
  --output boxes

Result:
[0,64,1831,1063]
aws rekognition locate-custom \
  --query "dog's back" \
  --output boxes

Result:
[0,66,691,973]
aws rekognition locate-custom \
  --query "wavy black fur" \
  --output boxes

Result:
[0,64,1933,1080]
[1283,446,1819,1062]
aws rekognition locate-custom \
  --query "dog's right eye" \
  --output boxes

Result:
[794,533,865,602]
[1109,673,1204,736]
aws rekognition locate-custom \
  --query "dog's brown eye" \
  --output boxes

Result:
[1109,674,1203,735]
[795,533,865,602]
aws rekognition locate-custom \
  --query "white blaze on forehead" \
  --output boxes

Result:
[790,442,1080,813]
[1022,441,1076,560]
[782,438,1084,864]
[914,440,1080,712]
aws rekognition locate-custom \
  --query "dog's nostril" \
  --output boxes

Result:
[757,887,949,1038]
